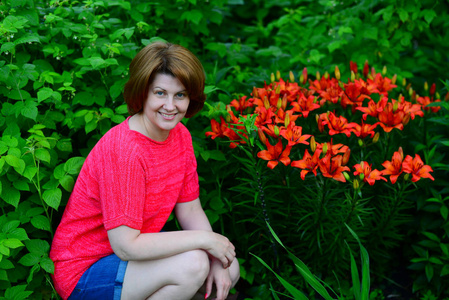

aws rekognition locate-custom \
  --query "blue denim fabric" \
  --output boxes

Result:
[68,254,128,300]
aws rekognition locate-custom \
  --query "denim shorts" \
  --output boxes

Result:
[68,254,128,300]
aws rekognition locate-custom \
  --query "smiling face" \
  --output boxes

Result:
[140,73,190,141]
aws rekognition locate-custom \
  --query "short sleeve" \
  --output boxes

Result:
[94,132,146,231]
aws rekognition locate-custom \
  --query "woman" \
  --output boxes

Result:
[50,41,240,300]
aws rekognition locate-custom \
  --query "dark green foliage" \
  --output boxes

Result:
[0,0,448,298]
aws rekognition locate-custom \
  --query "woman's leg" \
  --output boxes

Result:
[121,249,210,300]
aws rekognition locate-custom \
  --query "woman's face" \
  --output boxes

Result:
[141,73,190,141]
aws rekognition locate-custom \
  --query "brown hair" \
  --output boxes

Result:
[123,42,206,118]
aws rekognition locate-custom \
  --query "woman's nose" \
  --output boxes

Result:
[163,97,175,110]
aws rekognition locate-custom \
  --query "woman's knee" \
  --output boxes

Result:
[179,250,210,283]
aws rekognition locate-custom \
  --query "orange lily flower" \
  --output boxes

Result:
[318,153,350,182]
[322,112,355,137]
[381,149,404,184]
[367,73,397,96]
[356,97,387,120]
[257,139,292,169]
[340,81,371,108]
[254,106,275,127]
[318,81,343,105]
[280,122,312,147]
[353,161,387,185]
[205,116,228,140]
[291,149,322,180]
[417,96,441,113]
[350,121,379,139]
[377,102,406,132]
[230,95,254,114]
[274,109,300,125]
[402,154,434,182]
[291,93,320,118]
[316,139,349,157]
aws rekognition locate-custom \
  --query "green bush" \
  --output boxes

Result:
[0,0,448,298]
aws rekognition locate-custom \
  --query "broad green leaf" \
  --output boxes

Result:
[60,175,75,192]
[23,165,38,181]
[18,253,40,267]
[42,188,62,210]
[4,284,33,299]
[3,238,24,249]
[8,228,29,241]
[40,256,55,273]
[35,148,51,163]
[37,87,53,102]
[2,220,20,233]
[30,215,51,232]
[64,157,85,175]
[25,239,50,255]
[1,184,20,207]
[0,42,15,54]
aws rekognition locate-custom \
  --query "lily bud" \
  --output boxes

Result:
[424,81,429,91]
[342,149,351,166]
[258,128,267,145]
[350,70,355,82]
[367,73,374,80]
[393,101,398,112]
[402,113,410,126]
[373,132,380,143]
[404,173,410,181]
[436,92,440,99]
[363,60,369,78]
[334,66,341,80]
[343,172,350,181]
[299,74,304,86]
[276,70,281,80]
[408,87,413,97]
[316,71,321,80]
[282,94,288,110]
[317,117,324,133]
[359,173,365,181]
[302,67,308,85]
[310,136,316,152]
[276,98,282,110]
[322,142,328,155]
[398,147,404,160]
[275,84,281,94]
[263,96,270,110]
[353,179,359,190]
[402,78,407,86]
[382,65,387,76]
[271,72,275,83]
[358,139,363,147]
[430,83,436,96]
[284,112,290,127]
[445,92,449,101]
[252,87,259,98]
[274,125,280,137]
[289,71,295,83]
[392,74,397,85]
[324,71,329,79]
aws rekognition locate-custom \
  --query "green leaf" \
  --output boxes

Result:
[4,285,33,300]
[0,42,15,54]
[18,253,40,267]
[31,215,51,232]
[42,188,62,210]
[422,9,437,24]
[425,263,434,281]
[3,238,24,249]
[60,175,75,192]
[35,148,51,163]
[4,154,20,168]
[37,87,53,102]
[40,256,55,273]
[8,228,29,241]
[1,184,20,207]
[64,157,85,175]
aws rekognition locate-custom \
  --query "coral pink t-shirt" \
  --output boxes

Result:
[50,118,199,299]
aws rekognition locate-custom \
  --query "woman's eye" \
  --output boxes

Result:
[156,91,164,96]
[176,93,186,98]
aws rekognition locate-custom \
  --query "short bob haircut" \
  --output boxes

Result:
[123,41,206,118]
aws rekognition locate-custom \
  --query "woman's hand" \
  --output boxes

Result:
[205,232,236,268]
[205,258,232,300]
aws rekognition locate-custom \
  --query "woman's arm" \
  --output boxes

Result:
[107,199,235,267]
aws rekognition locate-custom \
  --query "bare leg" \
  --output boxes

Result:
[121,249,210,300]
[192,257,240,300]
